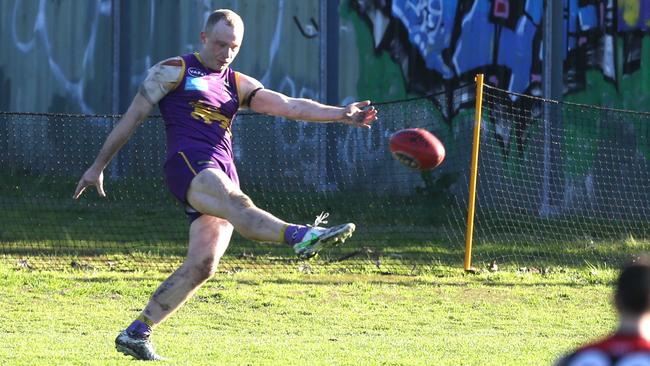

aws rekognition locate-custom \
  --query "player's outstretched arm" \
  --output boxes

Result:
[237,73,377,128]
[73,93,153,199]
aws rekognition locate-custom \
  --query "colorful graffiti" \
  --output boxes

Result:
[617,0,650,74]
[352,0,650,119]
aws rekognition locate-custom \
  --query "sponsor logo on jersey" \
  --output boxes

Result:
[187,67,207,78]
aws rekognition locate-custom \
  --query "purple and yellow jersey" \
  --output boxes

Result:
[158,53,243,162]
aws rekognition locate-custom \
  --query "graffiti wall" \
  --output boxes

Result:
[0,0,324,114]
[4,0,650,206]
[351,0,650,115]
[348,0,650,217]
[0,0,332,187]
[4,1,650,119]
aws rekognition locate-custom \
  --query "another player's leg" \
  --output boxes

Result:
[187,168,355,258]
[116,215,233,361]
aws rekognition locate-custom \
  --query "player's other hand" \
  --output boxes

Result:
[342,100,377,129]
[73,167,106,199]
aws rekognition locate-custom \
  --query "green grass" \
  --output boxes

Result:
[0,174,642,364]
[0,264,619,365]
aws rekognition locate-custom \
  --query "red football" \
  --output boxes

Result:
[389,128,445,170]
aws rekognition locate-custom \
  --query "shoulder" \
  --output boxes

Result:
[139,56,185,104]
[160,56,184,67]
[554,348,609,366]
[233,72,264,108]
[151,56,185,74]
[558,348,650,365]
[145,56,185,80]
[234,72,263,90]
[556,335,650,366]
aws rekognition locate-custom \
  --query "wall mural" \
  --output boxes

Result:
[6,0,112,114]
[7,1,650,122]
[350,0,650,216]
[351,0,650,119]
[4,0,650,201]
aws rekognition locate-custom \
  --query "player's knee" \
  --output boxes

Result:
[195,256,218,281]
[228,190,255,210]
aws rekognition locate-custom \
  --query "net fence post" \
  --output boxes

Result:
[464,74,484,272]
[539,0,565,217]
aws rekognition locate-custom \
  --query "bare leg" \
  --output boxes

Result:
[142,215,233,325]
[140,168,288,325]
[187,168,289,242]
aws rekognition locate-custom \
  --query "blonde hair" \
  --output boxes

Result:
[204,9,244,32]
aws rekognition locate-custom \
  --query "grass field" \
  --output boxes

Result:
[0,262,618,365]
[0,175,642,364]
[4,172,650,273]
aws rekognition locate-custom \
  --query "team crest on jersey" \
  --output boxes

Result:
[189,100,232,130]
[187,67,207,78]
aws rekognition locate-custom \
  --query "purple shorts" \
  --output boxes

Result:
[164,149,239,222]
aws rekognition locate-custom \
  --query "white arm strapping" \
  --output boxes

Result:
[139,57,184,104]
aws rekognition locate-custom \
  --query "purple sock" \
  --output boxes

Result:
[284,225,309,246]
[126,320,152,339]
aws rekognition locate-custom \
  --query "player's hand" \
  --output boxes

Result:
[73,167,106,199]
[341,100,377,129]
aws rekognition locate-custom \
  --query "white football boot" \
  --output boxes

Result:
[292,212,356,259]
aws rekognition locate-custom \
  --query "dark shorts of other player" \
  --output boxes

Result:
[164,148,240,223]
